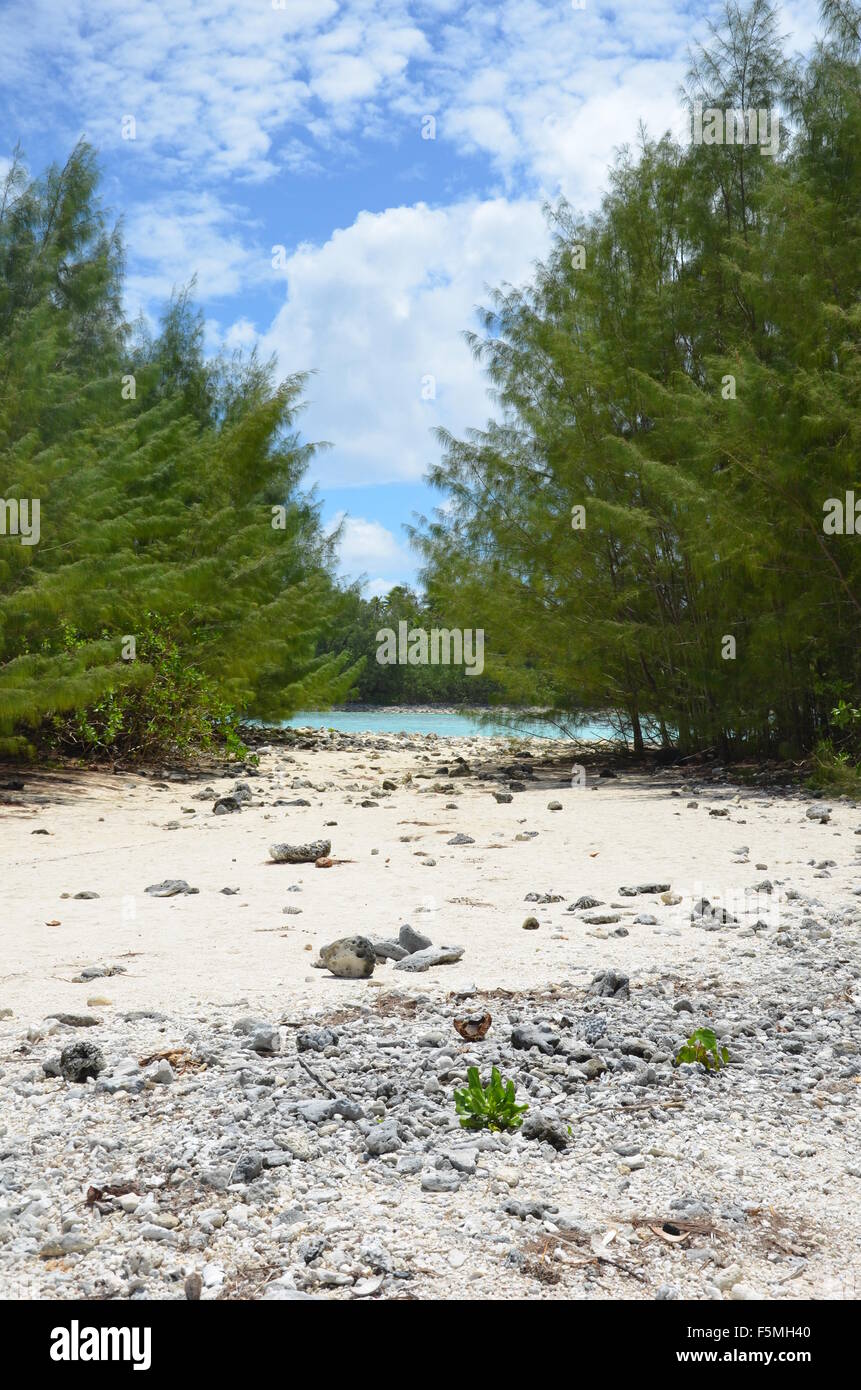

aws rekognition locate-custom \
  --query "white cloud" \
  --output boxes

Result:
[261,197,549,486]
[327,512,415,590]
[0,2,827,203]
[122,192,268,317]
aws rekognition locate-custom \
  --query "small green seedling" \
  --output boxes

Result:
[454,1066,529,1132]
[674,1027,729,1072]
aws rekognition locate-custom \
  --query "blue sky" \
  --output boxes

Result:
[0,0,820,595]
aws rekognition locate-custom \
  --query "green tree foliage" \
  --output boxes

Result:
[414,1,860,758]
[320,583,501,705]
[0,143,357,758]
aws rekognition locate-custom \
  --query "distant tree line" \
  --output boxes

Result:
[320,585,501,705]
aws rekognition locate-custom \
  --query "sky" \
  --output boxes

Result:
[0,0,822,596]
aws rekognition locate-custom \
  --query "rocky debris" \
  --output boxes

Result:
[447,833,475,846]
[72,891,100,900]
[58,1041,105,1083]
[493,792,513,803]
[619,883,671,896]
[568,895,602,911]
[522,916,540,931]
[269,840,332,864]
[296,1028,338,1052]
[3,933,860,1303]
[589,969,629,999]
[393,944,464,973]
[806,804,831,824]
[213,796,242,815]
[144,879,198,897]
[318,936,377,979]
[74,964,126,981]
[691,899,739,929]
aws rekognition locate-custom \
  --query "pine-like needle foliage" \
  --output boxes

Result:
[0,143,358,758]
[414,1,860,758]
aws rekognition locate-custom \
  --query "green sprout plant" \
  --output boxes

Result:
[454,1066,529,1132]
[674,1027,729,1072]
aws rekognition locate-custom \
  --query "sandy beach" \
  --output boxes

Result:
[4,734,857,1015]
[1,732,859,1301]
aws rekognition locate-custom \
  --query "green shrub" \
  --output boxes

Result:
[40,618,249,761]
[674,1027,729,1072]
[454,1066,528,1132]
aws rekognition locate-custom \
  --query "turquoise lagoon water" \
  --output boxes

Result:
[280,709,616,740]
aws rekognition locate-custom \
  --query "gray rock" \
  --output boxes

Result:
[319,936,376,978]
[447,833,475,846]
[233,1153,264,1182]
[72,891,99,900]
[59,1041,105,1083]
[296,1028,338,1052]
[262,1285,317,1301]
[421,1169,463,1193]
[269,840,331,864]
[521,1110,569,1151]
[213,796,242,815]
[144,879,198,897]
[583,1017,607,1045]
[77,964,126,980]
[365,1119,403,1156]
[295,1097,363,1124]
[249,1026,280,1054]
[233,1015,273,1036]
[583,1057,607,1079]
[589,969,629,999]
[399,924,433,953]
[393,944,464,972]
[511,1023,560,1055]
[372,939,409,962]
